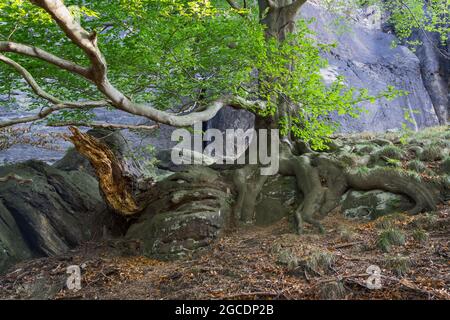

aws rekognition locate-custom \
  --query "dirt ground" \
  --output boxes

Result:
[0,203,448,300]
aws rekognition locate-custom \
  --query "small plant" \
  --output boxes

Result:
[406,160,427,173]
[440,157,450,174]
[411,228,428,244]
[385,255,411,277]
[407,145,423,158]
[375,213,408,229]
[375,145,405,160]
[338,152,359,167]
[377,228,406,252]
[357,144,376,155]
[305,250,336,274]
[276,249,299,271]
[385,158,402,167]
[337,225,356,242]
[319,281,346,300]
[420,144,445,162]
[409,213,439,230]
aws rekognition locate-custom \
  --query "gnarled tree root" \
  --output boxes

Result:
[234,144,443,234]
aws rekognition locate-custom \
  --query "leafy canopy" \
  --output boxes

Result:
[1,0,406,149]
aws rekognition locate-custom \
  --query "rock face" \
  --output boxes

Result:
[341,189,414,220]
[0,160,116,274]
[126,166,233,260]
[301,3,439,132]
[409,29,449,125]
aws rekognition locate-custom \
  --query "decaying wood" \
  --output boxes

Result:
[68,126,142,216]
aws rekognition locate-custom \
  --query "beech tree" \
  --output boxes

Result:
[0,0,447,232]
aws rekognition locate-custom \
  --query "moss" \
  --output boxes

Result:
[377,228,406,252]
[406,160,427,173]
[385,255,411,277]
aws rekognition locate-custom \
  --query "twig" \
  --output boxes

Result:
[223,290,288,300]
[332,241,363,249]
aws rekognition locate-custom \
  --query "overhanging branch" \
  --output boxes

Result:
[1,0,267,130]
[0,54,107,128]
[0,41,92,79]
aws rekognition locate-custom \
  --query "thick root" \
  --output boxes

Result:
[232,165,268,223]
[346,167,440,215]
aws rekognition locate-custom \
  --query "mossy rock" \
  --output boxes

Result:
[341,189,413,221]
[0,160,113,274]
[126,166,232,260]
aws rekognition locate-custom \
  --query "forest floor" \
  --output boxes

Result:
[0,205,448,300]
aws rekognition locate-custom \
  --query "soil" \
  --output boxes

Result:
[1,205,448,300]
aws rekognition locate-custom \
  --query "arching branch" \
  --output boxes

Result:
[0,41,91,78]
[1,0,266,130]
[47,121,159,131]
[0,54,107,128]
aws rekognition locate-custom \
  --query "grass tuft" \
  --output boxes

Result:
[411,228,429,244]
[406,160,427,173]
[377,228,406,252]
[385,255,411,277]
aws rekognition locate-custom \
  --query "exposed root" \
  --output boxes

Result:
[233,165,268,223]
[346,168,440,215]
[68,126,143,216]
[232,141,444,234]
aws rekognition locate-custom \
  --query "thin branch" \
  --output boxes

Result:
[0,54,106,128]
[398,0,450,60]
[47,122,160,131]
[288,0,308,14]
[225,0,241,10]
[0,54,103,106]
[0,41,91,78]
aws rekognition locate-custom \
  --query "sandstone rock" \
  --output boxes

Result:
[126,166,232,260]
